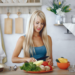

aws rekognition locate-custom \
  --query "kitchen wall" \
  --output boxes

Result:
[0,0,75,66]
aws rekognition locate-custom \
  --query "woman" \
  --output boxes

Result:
[11,10,53,66]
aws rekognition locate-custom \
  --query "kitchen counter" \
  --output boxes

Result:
[0,66,75,75]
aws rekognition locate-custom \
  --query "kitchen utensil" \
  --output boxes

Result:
[15,12,23,33]
[37,56,49,60]
[0,64,4,72]
[9,66,11,71]
[68,65,75,72]
[4,12,12,34]
[57,62,70,69]
[13,65,17,71]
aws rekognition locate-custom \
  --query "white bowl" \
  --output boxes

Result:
[7,0,13,3]
[13,0,18,3]
[1,0,6,3]
[19,0,27,3]
[24,0,27,3]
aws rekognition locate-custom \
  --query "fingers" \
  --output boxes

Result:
[50,62,53,66]
[46,59,53,66]
[30,58,37,62]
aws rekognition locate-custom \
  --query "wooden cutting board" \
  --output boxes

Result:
[15,13,23,34]
[4,13,12,34]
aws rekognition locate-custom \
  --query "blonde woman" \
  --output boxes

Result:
[11,10,53,66]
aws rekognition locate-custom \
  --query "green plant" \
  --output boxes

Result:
[47,0,71,16]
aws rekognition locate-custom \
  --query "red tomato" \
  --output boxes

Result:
[48,65,52,70]
[42,61,48,66]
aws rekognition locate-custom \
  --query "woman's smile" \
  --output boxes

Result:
[37,28,41,30]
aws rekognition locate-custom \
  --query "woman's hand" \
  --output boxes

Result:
[46,59,53,66]
[26,57,37,62]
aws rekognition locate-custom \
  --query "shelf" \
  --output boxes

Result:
[0,3,42,6]
[54,24,63,26]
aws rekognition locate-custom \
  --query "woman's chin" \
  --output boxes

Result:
[34,29,41,33]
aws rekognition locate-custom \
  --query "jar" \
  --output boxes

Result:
[62,16,66,23]
[71,15,75,24]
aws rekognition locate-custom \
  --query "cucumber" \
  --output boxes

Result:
[56,59,60,63]
[61,57,64,58]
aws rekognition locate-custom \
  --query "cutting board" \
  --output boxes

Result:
[4,13,12,34]
[15,12,23,34]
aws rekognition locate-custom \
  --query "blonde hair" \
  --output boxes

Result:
[23,10,51,59]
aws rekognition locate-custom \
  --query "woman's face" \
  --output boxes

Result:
[34,16,44,33]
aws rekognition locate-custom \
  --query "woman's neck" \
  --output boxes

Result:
[33,32,40,37]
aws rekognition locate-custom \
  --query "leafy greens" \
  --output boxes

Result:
[20,62,41,72]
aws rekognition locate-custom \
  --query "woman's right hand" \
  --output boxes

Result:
[26,57,37,62]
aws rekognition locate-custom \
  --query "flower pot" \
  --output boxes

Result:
[55,15,63,25]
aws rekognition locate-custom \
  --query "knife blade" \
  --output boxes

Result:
[37,56,49,60]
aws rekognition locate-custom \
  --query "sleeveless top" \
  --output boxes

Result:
[24,35,47,61]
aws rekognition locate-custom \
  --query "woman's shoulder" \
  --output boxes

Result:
[18,35,25,43]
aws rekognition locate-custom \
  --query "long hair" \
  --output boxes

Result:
[23,10,51,59]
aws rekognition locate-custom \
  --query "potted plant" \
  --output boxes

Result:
[47,0,71,25]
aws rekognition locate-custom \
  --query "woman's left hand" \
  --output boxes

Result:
[46,59,53,66]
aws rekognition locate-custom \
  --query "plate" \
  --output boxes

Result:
[24,69,53,73]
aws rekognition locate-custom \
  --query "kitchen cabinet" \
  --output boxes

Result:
[0,66,75,75]
[0,0,42,14]
[0,0,42,6]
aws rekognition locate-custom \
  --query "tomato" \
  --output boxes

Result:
[42,61,48,66]
[48,65,52,70]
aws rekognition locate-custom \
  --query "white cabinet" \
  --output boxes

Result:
[0,0,42,14]
[0,0,42,6]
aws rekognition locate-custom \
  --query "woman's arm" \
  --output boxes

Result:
[11,36,36,63]
[46,35,53,66]
[48,35,53,60]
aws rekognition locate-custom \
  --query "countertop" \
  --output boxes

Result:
[0,66,75,75]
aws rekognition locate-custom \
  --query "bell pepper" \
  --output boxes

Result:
[48,65,52,70]
[42,61,48,66]
[58,58,68,63]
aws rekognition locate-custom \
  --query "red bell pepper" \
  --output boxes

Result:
[42,61,48,66]
[48,65,52,70]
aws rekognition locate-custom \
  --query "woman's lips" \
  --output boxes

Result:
[37,28,41,30]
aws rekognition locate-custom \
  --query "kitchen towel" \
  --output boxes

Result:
[63,23,75,36]
[0,15,7,63]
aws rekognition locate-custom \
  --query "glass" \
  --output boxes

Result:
[68,65,75,72]
[71,15,75,24]
[62,16,66,23]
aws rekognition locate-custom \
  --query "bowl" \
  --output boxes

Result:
[57,62,70,69]
[0,64,4,72]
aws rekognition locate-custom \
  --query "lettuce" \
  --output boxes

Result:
[20,62,41,72]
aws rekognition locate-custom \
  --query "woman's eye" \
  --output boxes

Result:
[36,22,39,24]
[41,23,44,25]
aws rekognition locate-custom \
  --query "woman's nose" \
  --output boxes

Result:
[38,24,41,27]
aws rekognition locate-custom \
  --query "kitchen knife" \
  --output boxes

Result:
[37,56,49,60]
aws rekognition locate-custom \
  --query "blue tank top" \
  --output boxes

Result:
[24,35,47,61]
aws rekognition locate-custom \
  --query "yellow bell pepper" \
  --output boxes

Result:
[58,58,68,63]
